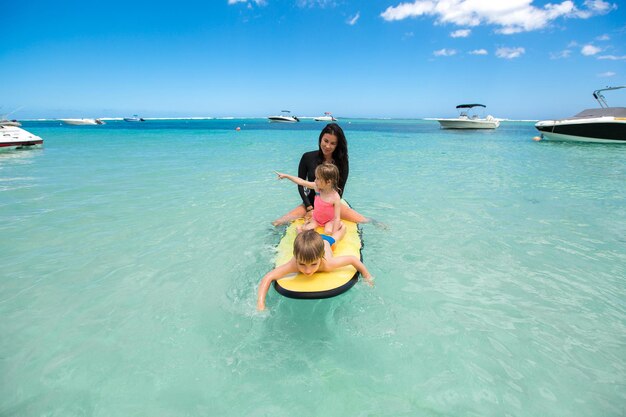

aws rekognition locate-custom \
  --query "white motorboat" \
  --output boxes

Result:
[124,115,145,122]
[535,86,625,144]
[0,125,43,150]
[268,110,300,123]
[435,104,500,129]
[314,112,337,122]
[59,118,105,125]
[1,107,23,127]
[0,119,21,127]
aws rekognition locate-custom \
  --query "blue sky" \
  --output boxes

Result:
[1,0,624,119]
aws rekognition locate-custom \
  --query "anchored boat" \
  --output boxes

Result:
[268,110,300,123]
[0,125,43,150]
[435,104,500,129]
[314,112,337,122]
[535,86,625,143]
[59,118,105,125]
[123,115,145,122]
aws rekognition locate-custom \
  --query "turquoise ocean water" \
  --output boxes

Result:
[1,119,624,416]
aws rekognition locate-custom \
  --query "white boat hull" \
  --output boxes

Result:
[537,131,625,143]
[0,126,43,150]
[60,118,104,125]
[268,116,299,123]
[314,116,337,122]
[436,118,500,129]
[535,116,626,143]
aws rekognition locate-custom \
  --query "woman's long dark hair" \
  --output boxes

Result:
[317,123,348,183]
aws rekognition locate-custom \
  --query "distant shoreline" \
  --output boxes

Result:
[19,117,540,123]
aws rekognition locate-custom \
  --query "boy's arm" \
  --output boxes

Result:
[275,172,316,190]
[326,255,374,285]
[257,259,298,310]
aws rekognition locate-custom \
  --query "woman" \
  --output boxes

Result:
[272,123,367,226]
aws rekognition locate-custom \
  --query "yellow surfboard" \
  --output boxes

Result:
[273,217,363,299]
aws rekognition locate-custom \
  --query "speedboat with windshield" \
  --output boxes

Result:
[59,118,105,125]
[314,112,337,122]
[435,104,500,129]
[535,86,625,143]
[124,115,145,122]
[0,124,43,151]
[1,107,23,127]
[268,110,300,123]
[0,119,21,127]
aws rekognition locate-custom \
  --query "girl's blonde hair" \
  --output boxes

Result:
[315,163,340,191]
[293,230,325,263]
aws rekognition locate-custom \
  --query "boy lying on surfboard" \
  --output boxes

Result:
[257,226,373,311]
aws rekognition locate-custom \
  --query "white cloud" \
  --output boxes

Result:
[451,29,471,38]
[596,34,610,41]
[598,55,626,60]
[381,1,435,21]
[550,49,572,59]
[469,49,488,55]
[433,48,457,56]
[380,0,617,34]
[581,44,602,55]
[496,47,525,59]
[598,71,616,77]
[347,12,360,25]
[580,0,617,16]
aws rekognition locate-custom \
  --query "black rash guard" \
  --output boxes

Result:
[297,150,348,208]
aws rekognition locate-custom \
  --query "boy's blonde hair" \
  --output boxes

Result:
[315,163,340,190]
[293,230,325,263]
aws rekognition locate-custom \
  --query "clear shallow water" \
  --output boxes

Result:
[1,119,624,416]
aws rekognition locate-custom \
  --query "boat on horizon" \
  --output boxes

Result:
[59,118,105,126]
[0,124,43,151]
[124,115,145,122]
[1,107,24,127]
[268,110,300,123]
[314,112,337,122]
[535,86,625,144]
[435,104,500,129]
[0,119,21,127]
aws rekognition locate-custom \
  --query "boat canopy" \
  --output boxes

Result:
[572,107,626,119]
[456,104,486,109]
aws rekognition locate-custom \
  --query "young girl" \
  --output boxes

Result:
[257,229,373,311]
[275,163,342,234]
[272,123,368,227]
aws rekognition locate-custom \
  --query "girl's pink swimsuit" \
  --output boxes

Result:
[313,193,335,225]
